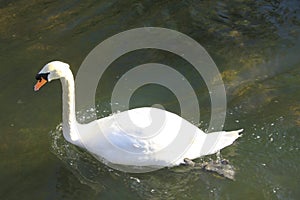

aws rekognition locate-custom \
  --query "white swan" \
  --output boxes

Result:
[34,61,243,170]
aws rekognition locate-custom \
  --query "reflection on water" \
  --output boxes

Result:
[0,0,300,199]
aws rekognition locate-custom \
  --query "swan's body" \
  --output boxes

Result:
[34,61,242,169]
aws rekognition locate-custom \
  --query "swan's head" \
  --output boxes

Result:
[34,61,70,91]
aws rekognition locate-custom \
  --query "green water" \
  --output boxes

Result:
[1,0,299,199]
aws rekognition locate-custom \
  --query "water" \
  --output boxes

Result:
[1,0,299,199]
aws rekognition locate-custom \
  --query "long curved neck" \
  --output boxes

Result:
[60,69,79,143]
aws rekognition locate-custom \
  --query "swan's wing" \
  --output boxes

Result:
[99,107,181,154]
[79,107,201,166]
[77,107,242,167]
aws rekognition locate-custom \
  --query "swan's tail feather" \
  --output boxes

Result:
[201,129,243,156]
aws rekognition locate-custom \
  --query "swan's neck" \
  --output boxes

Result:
[60,70,79,143]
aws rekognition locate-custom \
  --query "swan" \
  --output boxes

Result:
[34,61,243,170]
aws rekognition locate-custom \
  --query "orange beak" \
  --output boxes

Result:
[34,77,47,91]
